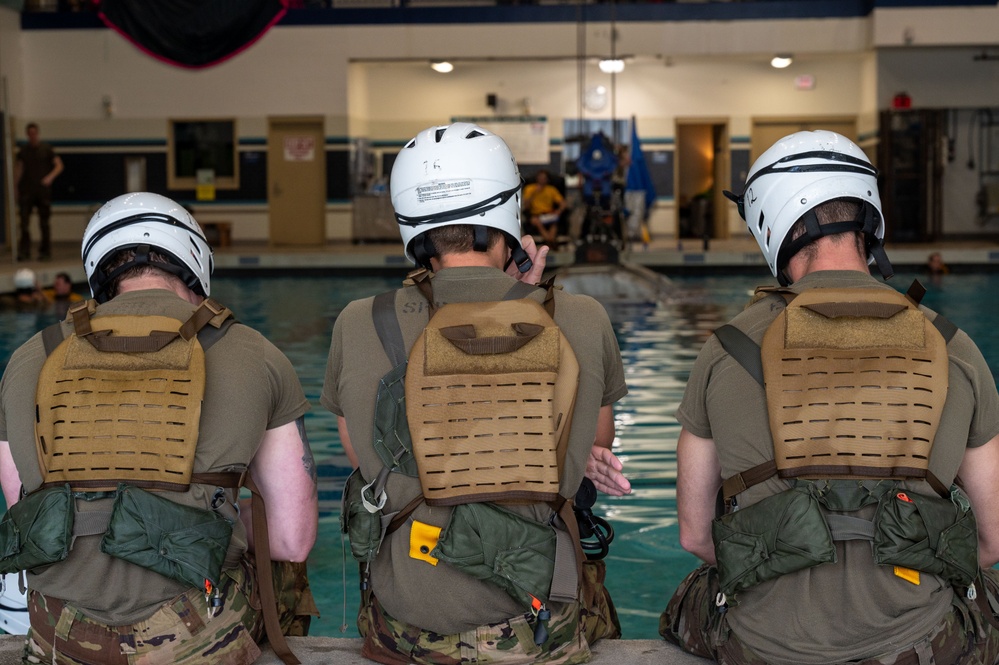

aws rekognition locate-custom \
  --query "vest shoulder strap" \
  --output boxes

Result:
[714,325,764,386]
[371,277,552,365]
[40,298,236,358]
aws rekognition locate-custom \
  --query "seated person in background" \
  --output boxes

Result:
[523,169,566,245]
[42,271,84,304]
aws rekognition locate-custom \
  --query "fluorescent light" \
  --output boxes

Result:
[598,59,625,74]
[431,61,454,74]
[771,55,793,69]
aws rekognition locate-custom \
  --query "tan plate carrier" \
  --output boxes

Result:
[405,298,579,507]
[762,287,949,481]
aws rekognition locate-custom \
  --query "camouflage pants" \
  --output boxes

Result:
[22,559,318,665]
[357,560,620,665]
[659,563,999,665]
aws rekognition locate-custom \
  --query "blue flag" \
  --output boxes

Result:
[624,118,656,243]
[625,117,656,215]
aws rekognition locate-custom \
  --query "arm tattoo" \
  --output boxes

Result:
[296,416,318,487]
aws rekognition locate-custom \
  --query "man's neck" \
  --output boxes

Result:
[117,275,203,305]
[430,245,507,272]
[785,236,870,283]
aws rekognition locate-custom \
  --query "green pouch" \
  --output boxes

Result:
[712,486,837,596]
[431,502,556,610]
[340,467,383,563]
[373,362,417,477]
[0,485,73,574]
[874,485,979,588]
[101,484,232,588]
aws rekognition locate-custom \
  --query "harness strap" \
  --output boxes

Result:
[72,510,113,538]
[722,460,777,503]
[372,291,407,367]
[714,325,764,385]
[245,475,300,665]
[42,298,236,356]
[826,513,877,541]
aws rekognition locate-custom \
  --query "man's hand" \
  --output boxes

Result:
[586,445,631,496]
[507,234,549,284]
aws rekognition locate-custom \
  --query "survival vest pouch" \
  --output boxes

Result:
[340,467,384,563]
[0,484,74,574]
[101,484,233,590]
[712,283,977,598]
[431,501,566,609]
[714,478,979,597]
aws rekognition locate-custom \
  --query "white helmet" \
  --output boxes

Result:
[82,192,213,303]
[390,122,531,272]
[14,268,36,290]
[724,130,892,285]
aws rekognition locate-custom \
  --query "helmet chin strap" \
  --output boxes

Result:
[412,227,533,274]
[775,202,894,285]
[505,234,532,274]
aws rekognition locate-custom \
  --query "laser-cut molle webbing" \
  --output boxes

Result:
[406,298,579,507]
[34,307,212,492]
[761,287,949,481]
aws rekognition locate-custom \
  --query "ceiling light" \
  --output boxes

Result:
[771,54,793,69]
[598,59,625,74]
[431,61,454,74]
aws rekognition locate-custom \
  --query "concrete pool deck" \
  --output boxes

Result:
[1,237,997,294]
[0,633,711,664]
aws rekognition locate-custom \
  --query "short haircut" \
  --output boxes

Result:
[788,198,866,263]
[425,224,505,258]
[100,248,179,299]
[25,122,38,133]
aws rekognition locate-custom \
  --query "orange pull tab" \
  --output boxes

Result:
[896,492,913,503]
[409,520,442,566]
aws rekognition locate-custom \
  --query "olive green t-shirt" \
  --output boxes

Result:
[0,289,309,625]
[322,266,627,635]
[676,270,999,664]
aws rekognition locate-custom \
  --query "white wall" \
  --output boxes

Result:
[8,7,999,242]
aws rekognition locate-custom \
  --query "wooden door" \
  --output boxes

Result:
[267,117,326,245]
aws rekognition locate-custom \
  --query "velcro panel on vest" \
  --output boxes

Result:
[35,314,205,492]
[406,299,571,507]
[762,288,948,481]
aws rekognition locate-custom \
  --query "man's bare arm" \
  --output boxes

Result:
[677,427,722,564]
[42,155,64,187]
[957,434,999,567]
[0,441,21,508]
[243,417,318,562]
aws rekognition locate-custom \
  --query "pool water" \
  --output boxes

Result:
[0,270,996,640]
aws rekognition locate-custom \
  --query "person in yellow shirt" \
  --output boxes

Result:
[523,170,566,245]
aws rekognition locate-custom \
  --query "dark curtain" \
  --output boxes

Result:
[98,0,287,69]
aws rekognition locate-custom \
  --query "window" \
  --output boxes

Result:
[168,119,238,190]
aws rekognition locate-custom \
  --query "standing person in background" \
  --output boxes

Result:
[0,192,319,664]
[661,130,999,664]
[14,122,64,262]
[325,123,630,665]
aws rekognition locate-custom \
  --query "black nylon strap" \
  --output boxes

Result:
[372,291,407,367]
[714,324,764,386]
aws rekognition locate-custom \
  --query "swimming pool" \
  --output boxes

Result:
[0,270,996,640]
